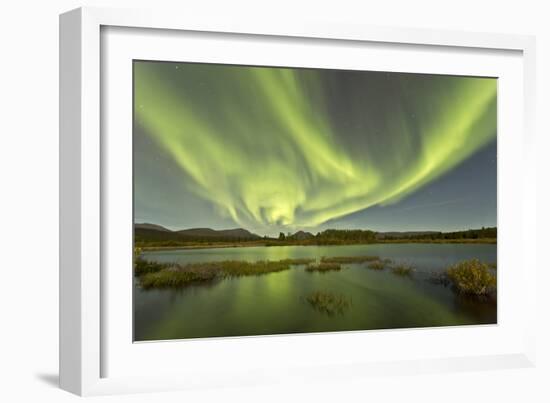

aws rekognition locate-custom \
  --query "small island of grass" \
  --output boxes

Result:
[305,262,342,272]
[305,291,352,316]
[391,263,415,276]
[136,258,295,289]
[367,260,386,270]
[279,258,316,265]
[446,259,496,296]
[320,255,379,264]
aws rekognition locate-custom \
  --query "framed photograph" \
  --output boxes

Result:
[60,7,537,396]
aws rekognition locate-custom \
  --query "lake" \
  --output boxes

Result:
[134,243,497,341]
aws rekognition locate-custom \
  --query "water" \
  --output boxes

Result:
[134,244,497,341]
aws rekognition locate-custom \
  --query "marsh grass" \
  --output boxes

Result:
[139,268,217,289]
[216,260,291,277]
[367,260,386,270]
[305,291,352,316]
[391,263,415,277]
[134,258,170,276]
[279,258,315,265]
[446,259,496,296]
[138,259,293,289]
[305,262,342,273]
[321,255,379,264]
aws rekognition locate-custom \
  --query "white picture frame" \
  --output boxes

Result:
[59,6,537,396]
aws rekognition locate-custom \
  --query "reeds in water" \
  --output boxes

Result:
[305,262,342,273]
[321,255,379,264]
[305,291,352,315]
[446,259,496,296]
[391,263,415,276]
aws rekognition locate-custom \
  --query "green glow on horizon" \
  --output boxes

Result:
[134,62,496,232]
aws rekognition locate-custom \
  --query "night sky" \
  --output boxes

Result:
[133,61,496,236]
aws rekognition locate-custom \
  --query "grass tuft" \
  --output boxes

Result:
[140,268,217,289]
[305,262,342,273]
[279,258,315,265]
[305,291,352,315]
[137,259,293,289]
[367,260,386,270]
[134,258,170,276]
[216,260,291,277]
[391,263,414,276]
[321,255,379,264]
[446,259,496,296]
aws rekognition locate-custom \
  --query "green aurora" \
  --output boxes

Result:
[134,61,496,233]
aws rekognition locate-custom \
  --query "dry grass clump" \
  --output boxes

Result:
[321,255,379,264]
[139,268,217,289]
[446,259,496,296]
[279,258,315,265]
[305,291,352,315]
[305,262,342,273]
[137,259,293,289]
[391,263,415,276]
[134,257,170,276]
[367,260,386,270]
[215,260,291,277]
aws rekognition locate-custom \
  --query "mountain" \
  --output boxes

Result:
[135,224,496,245]
[176,228,260,239]
[134,224,260,243]
[135,223,171,232]
[289,230,315,241]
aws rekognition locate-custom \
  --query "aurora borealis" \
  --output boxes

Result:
[133,61,497,235]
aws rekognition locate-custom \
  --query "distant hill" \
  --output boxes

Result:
[176,227,259,239]
[135,223,496,246]
[135,223,171,232]
[135,224,260,243]
[288,230,315,241]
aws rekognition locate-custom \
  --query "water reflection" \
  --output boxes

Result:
[135,244,497,341]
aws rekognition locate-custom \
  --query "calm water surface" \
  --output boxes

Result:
[134,244,497,341]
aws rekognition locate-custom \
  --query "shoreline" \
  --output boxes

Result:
[138,238,497,252]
